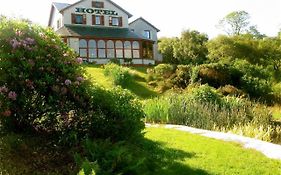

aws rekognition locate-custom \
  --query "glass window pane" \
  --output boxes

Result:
[98,40,105,48]
[124,49,131,58]
[116,49,123,58]
[112,17,119,26]
[107,40,114,49]
[124,41,131,49]
[89,40,96,48]
[107,49,115,58]
[80,49,87,57]
[115,41,123,49]
[89,49,97,58]
[144,30,151,39]
[132,41,139,49]
[76,15,83,24]
[133,50,140,58]
[95,16,101,25]
[79,39,87,48]
[98,49,106,58]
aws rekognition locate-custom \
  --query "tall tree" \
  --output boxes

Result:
[218,11,250,35]
[173,30,208,64]
[158,37,178,64]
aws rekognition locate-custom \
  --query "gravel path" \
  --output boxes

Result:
[147,124,281,160]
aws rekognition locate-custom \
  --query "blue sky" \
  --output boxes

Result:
[0,0,280,38]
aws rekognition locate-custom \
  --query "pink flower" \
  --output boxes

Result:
[76,76,84,82]
[10,38,20,49]
[0,86,8,94]
[63,53,68,57]
[25,79,34,89]
[76,57,83,64]
[25,37,35,45]
[8,91,17,101]
[15,30,23,36]
[2,110,11,117]
[64,79,72,86]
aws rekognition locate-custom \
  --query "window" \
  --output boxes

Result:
[79,39,87,58]
[57,19,61,29]
[132,41,140,58]
[142,42,153,59]
[92,15,104,25]
[115,41,123,58]
[72,14,86,24]
[97,40,106,58]
[107,40,115,58]
[144,30,151,39]
[89,40,97,58]
[92,1,104,8]
[124,41,132,58]
[109,17,122,27]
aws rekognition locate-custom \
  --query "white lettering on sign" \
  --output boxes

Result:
[75,8,118,16]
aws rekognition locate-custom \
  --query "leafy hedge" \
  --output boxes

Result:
[0,19,144,143]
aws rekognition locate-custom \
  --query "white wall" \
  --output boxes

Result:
[50,7,63,30]
[129,19,162,61]
[63,0,129,28]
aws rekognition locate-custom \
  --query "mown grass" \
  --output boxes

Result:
[145,127,281,175]
[1,128,280,175]
[84,64,158,99]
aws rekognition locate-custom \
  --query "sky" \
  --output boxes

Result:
[0,0,280,38]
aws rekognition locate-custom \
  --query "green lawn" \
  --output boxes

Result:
[1,128,280,174]
[84,65,159,99]
[144,127,281,175]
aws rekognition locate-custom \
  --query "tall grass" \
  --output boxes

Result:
[144,87,281,143]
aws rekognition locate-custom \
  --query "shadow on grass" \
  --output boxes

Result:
[124,81,158,99]
[135,138,211,175]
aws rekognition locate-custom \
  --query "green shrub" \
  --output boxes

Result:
[197,63,242,88]
[75,139,145,175]
[241,75,273,101]
[104,63,133,88]
[188,85,222,105]
[0,19,145,144]
[171,65,192,88]
[84,87,145,141]
[0,18,92,134]
[153,64,175,79]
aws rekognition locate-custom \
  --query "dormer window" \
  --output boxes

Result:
[71,14,86,24]
[92,1,104,8]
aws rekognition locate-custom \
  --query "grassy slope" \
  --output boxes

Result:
[1,128,280,175]
[145,127,281,175]
[85,65,159,99]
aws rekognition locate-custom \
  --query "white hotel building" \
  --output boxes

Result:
[48,0,162,65]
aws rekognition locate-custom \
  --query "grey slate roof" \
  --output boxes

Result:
[52,2,70,11]
[129,17,160,32]
[56,25,151,40]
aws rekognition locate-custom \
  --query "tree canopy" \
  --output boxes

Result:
[218,11,250,35]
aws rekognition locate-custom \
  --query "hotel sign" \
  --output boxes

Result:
[75,7,118,16]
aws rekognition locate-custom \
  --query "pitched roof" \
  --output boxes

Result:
[56,25,151,40]
[52,2,70,11]
[59,0,133,18]
[129,17,160,32]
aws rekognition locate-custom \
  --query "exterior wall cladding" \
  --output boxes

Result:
[49,0,162,65]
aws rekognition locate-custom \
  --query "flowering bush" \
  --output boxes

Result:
[0,19,145,143]
[0,19,94,134]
